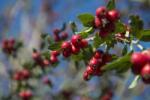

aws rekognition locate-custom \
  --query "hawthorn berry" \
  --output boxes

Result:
[71,34,82,47]
[131,52,149,66]
[50,55,58,64]
[141,63,150,84]
[60,32,68,40]
[106,9,120,22]
[53,28,60,35]
[83,71,90,81]
[89,58,101,67]
[62,50,72,57]
[71,45,80,54]
[51,50,60,56]
[86,66,95,75]
[19,90,32,100]
[94,50,103,59]
[94,16,103,28]
[61,41,72,50]
[96,6,107,18]
[21,69,30,79]
[80,39,88,48]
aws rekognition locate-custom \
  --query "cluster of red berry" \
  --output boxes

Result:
[101,90,113,100]
[13,69,30,81]
[53,28,68,42]
[19,90,32,100]
[131,50,150,84]
[94,6,120,37]
[83,50,112,81]
[61,34,88,57]
[2,38,16,54]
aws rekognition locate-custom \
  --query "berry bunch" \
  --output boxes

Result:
[61,34,88,57]
[19,90,32,100]
[53,28,68,42]
[2,38,16,54]
[131,50,150,84]
[83,50,112,81]
[13,69,30,81]
[94,6,120,37]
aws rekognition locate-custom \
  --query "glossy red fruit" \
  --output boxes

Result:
[80,39,88,48]
[43,59,50,66]
[94,50,103,59]
[71,45,80,54]
[107,9,120,22]
[54,34,61,42]
[131,64,142,75]
[93,67,102,76]
[62,50,71,57]
[83,71,90,81]
[60,32,68,40]
[61,41,72,50]
[22,69,30,79]
[13,73,21,81]
[94,17,103,28]
[50,55,58,64]
[89,58,101,67]
[96,6,107,18]
[53,28,60,35]
[51,50,60,56]
[131,52,149,66]
[86,66,94,75]
[19,90,32,100]
[141,63,150,82]
[32,52,41,60]
[71,34,82,47]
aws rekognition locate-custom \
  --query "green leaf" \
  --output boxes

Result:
[93,33,103,48]
[78,13,94,27]
[102,53,132,71]
[129,75,140,89]
[138,29,150,41]
[48,42,62,51]
[107,0,116,10]
[115,21,126,33]
[77,27,94,38]
[129,15,143,38]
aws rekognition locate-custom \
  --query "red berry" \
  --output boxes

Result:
[141,63,150,82]
[61,41,72,50]
[96,6,107,18]
[80,39,88,48]
[22,69,30,79]
[9,38,15,46]
[107,9,120,22]
[83,71,90,81]
[71,34,82,47]
[86,66,94,75]
[71,45,80,54]
[53,29,60,35]
[94,17,102,28]
[60,32,68,40]
[93,67,102,76]
[131,52,149,66]
[94,50,103,59]
[89,58,101,67]
[54,34,61,42]
[62,50,71,57]
[51,50,60,56]
[19,90,32,100]
[43,59,50,66]
[32,52,41,60]
[50,55,58,64]
[13,73,21,81]
[131,65,142,75]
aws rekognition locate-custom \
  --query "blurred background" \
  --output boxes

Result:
[0,0,150,100]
